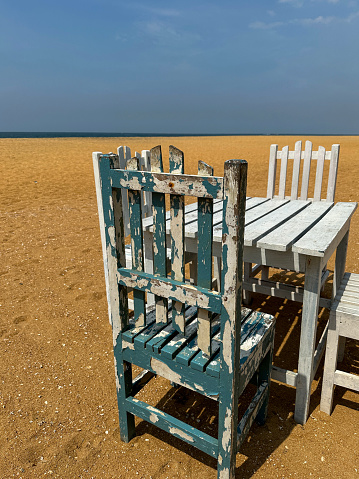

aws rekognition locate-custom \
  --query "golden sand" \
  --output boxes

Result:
[1,136,358,478]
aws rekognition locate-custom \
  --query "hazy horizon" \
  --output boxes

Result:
[1,1,359,134]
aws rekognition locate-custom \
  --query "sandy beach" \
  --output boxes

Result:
[1,135,358,478]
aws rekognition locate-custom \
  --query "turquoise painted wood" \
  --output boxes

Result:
[93,147,276,479]
[169,146,186,333]
[197,160,214,356]
[150,146,169,324]
[127,157,146,327]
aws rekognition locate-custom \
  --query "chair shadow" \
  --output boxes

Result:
[134,379,298,477]
[131,271,355,476]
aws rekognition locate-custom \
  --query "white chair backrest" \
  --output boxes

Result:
[267,140,340,202]
[117,146,151,236]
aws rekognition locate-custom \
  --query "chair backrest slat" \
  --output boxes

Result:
[266,144,278,198]
[267,140,340,202]
[128,156,146,327]
[313,146,326,201]
[92,152,129,336]
[150,146,169,324]
[94,146,247,359]
[278,146,289,199]
[291,140,302,200]
[117,146,152,236]
[197,160,214,356]
[326,144,340,202]
[169,146,186,334]
[300,140,313,200]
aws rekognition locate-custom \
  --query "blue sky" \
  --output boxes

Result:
[1,0,359,133]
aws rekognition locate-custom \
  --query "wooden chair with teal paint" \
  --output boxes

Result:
[93,145,276,479]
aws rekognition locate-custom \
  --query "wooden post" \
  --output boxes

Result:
[217,159,247,479]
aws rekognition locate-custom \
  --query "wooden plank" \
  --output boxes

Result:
[147,305,198,353]
[93,153,129,335]
[217,159,247,478]
[117,146,131,236]
[295,255,322,424]
[117,268,222,313]
[242,276,331,308]
[278,146,289,199]
[244,200,310,246]
[125,397,218,458]
[110,169,224,199]
[266,144,278,198]
[150,145,168,324]
[326,144,340,202]
[127,157,146,327]
[169,146,186,333]
[243,198,289,227]
[320,313,340,415]
[313,146,326,201]
[197,160,214,356]
[271,367,298,387]
[292,202,357,257]
[141,149,152,217]
[300,140,313,200]
[237,382,268,451]
[334,370,359,391]
[290,140,302,200]
[257,201,333,251]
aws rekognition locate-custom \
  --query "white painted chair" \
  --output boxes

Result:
[320,272,359,415]
[244,140,340,299]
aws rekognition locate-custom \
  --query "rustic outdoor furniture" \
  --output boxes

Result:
[93,147,276,479]
[244,140,340,294]
[114,146,195,309]
[143,186,357,424]
[320,272,359,415]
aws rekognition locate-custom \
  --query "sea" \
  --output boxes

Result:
[0,132,344,139]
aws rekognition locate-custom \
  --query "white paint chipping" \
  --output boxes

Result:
[122,340,135,350]
[169,427,194,443]
[149,413,159,423]
[150,358,183,384]
[222,407,232,451]
[113,356,121,392]
[222,321,233,374]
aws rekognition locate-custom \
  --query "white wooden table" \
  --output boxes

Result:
[142,197,357,424]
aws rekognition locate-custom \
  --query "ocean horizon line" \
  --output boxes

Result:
[1,132,358,139]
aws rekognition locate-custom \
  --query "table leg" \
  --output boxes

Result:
[295,255,322,424]
[333,230,349,362]
[243,262,252,305]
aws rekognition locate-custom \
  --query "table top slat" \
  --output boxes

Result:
[292,202,357,257]
[244,200,310,246]
[257,201,334,251]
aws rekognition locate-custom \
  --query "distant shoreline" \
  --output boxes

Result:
[1,132,358,139]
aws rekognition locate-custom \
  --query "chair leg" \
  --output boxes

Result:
[337,336,346,362]
[217,400,237,479]
[114,355,136,442]
[261,266,270,281]
[256,349,273,426]
[320,315,340,415]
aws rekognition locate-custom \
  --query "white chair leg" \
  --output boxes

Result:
[320,314,340,415]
